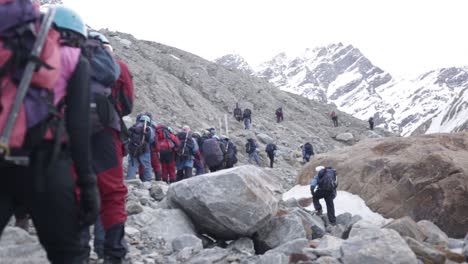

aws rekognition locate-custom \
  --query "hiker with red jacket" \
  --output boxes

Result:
[0,5,98,263]
[156,124,180,183]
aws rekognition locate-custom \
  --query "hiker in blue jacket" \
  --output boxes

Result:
[311,166,337,224]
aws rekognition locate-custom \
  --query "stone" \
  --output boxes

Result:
[289,208,326,239]
[266,238,309,256]
[257,133,274,144]
[308,235,343,258]
[342,223,418,264]
[167,166,278,240]
[185,247,231,264]
[126,201,144,215]
[125,226,141,238]
[417,220,449,247]
[255,213,306,253]
[335,212,353,227]
[257,252,289,264]
[171,234,203,252]
[228,237,255,256]
[405,237,446,264]
[384,216,426,242]
[447,238,464,249]
[314,256,341,264]
[335,132,354,143]
[150,182,169,201]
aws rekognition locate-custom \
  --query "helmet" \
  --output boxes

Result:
[138,115,151,123]
[182,125,191,132]
[213,135,220,140]
[52,6,87,39]
[208,127,216,134]
[192,131,202,138]
[315,166,325,172]
[88,31,110,44]
[221,135,229,140]
[167,127,174,133]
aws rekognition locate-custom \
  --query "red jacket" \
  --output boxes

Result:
[112,59,134,117]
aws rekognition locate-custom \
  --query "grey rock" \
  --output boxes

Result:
[327,224,346,239]
[335,132,354,143]
[314,256,341,264]
[228,237,255,256]
[308,235,343,258]
[282,198,300,208]
[257,252,289,264]
[384,216,426,242]
[266,238,309,256]
[257,133,274,144]
[167,166,278,240]
[417,220,449,247]
[255,213,306,253]
[342,224,418,264]
[404,236,446,264]
[289,208,326,239]
[172,234,203,252]
[335,212,353,226]
[126,201,144,215]
[302,248,318,261]
[125,226,141,239]
[186,247,231,264]
[0,227,48,263]
[448,238,464,249]
[150,182,169,201]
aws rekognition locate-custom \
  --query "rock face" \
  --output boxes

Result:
[298,132,468,237]
[167,166,279,240]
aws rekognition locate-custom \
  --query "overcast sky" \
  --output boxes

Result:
[64,0,468,76]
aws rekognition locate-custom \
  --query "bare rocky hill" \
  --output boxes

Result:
[297,132,468,238]
[105,30,391,185]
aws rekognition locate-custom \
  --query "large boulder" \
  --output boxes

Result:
[417,220,449,247]
[384,216,426,242]
[341,221,418,264]
[297,132,468,237]
[167,166,279,240]
[404,237,446,264]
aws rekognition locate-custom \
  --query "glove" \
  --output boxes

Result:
[78,175,100,227]
[310,185,315,196]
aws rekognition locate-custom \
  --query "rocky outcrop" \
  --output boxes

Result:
[167,166,279,240]
[298,132,468,237]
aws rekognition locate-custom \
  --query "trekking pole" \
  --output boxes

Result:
[224,114,229,137]
[0,8,57,159]
[181,130,189,156]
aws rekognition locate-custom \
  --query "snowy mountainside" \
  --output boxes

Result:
[216,44,468,136]
[214,54,254,75]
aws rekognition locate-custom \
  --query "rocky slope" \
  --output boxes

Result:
[215,45,468,136]
[298,132,468,238]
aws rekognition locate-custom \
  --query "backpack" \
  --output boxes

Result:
[265,143,276,154]
[0,2,63,158]
[245,140,256,154]
[202,138,224,167]
[243,108,252,119]
[225,141,238,166]
[276,108,282,115]
[82,38,120,134]
[304,143,314,155]
[318,167,337,191]
[127,122,149,157]
[176,131,194,160]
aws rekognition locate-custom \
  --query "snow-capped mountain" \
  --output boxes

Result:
[214,54,253,75]
[215,44,468,136]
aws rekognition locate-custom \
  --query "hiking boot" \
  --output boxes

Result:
[315,209,322,216]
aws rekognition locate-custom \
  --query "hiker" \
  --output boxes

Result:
[0,5,99,263]
[202,136,225,172]
[139,120,162,180]
[243,108,252,129]
[330,111,338,127]
[246,138,261,166]
[176,125,198,181]
[126,114,155,181]
[192,131,205,175]
[310,166,337,224]
[368,117,374,130]
[233,103,243,122]
[301,142,314,163]
[265,143,277,168]
[80,31,133,262]
[275,107,284,123]
[156,124,180,183]
[221,135,238,169]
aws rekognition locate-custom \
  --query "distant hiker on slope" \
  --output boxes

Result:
[176,125,198,181]
[311,166,337,225]
[243,108,252,129]
[234,103,243,122]
[265,143,278,168]
[0,5,99,263]
[246,138,261,166]
[330,111,339,127]
[301,142,314,163]
[275,107,284,123]
[368,117,374,130]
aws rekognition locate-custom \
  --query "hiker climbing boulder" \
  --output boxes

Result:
[167,166,279,240]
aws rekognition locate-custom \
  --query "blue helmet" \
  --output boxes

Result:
[139,115,151,123]
[52,6,87,39]
[88,31,110,44]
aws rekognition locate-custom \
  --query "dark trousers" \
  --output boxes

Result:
[369,123,374,130]
[268,153,275,168]
[177,167,193,181]
[332,117,338,127]
[312,189,336,224]
[80,216,105,258]
[0,144,84,263]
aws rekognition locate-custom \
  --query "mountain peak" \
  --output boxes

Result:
[214,54,253,75]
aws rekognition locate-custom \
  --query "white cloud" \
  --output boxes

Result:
[64,0,468,76]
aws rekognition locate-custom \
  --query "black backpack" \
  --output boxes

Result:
[243,109,252,119]
[245,140,256,154]
[304,143,314,155]
[127,122,149,157]
[202,138,224,167]
[176,131,194,160]
[266,143,276,154]
[225,141,238,166]
[318,167,337,191]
